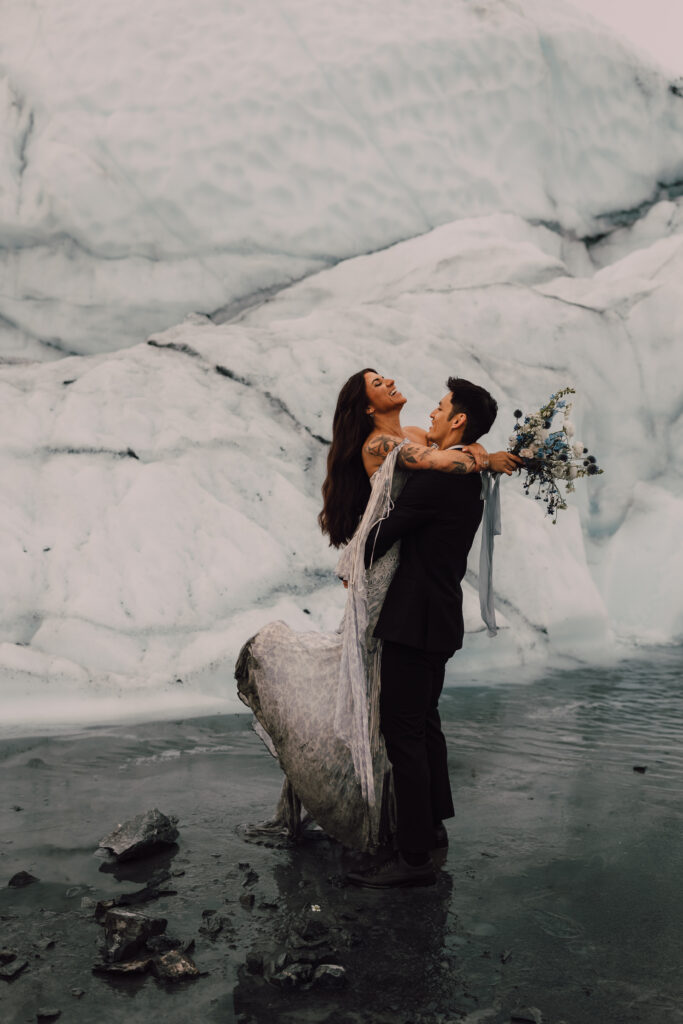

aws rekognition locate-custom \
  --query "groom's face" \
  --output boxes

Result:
[427,392,466,448]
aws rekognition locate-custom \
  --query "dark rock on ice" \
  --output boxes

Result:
[511,1009,543,1024]
[285,946,332,965]
[94,874,176,918]
[92,957,153,976]
[151,949,200,982]
[100,908,167,962]
[289,911,329,947]
[633,765,647,773]
[70,989,85,998]
[199,910,231,939]
[36,1010,61,1022]
[270,962,314,988]
[271,950,293,973]
[310,963,347,989]
[8,870,39,887]
[0,958,28,980]
[0,949,17,964]
[146,934,184,954]
[240,893,255,909]
[95,898,124,920]
[245,951,264,975]
[98,809,179,861]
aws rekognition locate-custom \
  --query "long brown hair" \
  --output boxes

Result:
[319,368,376,548]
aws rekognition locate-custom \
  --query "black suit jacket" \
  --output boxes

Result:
[364,470,483,656]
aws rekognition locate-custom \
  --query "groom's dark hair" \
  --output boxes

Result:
[446,377,497,444]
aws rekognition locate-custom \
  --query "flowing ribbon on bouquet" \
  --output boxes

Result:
[479,471,501,637]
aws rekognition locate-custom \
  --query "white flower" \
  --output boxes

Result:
[572,442,584,458]
[310,904,321,912]
[519,447,535,458]
[564,421,575,438]
[568,465,578,479]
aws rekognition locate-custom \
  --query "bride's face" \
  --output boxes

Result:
[364,372,406,414]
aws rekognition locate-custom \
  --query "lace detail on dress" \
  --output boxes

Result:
[333,447,407,813]
[366,546,400,640]
[234,445,407,852]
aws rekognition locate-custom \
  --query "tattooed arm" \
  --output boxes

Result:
[363,436,521,477]
[363,434,480,477]
[403,426,489,470]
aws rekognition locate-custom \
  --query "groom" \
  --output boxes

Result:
[348,377,510,888]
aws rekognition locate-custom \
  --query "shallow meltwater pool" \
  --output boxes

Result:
[1,646,681,1024]
[442,646,683,793]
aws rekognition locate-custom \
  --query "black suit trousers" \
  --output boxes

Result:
[380,640,455,853]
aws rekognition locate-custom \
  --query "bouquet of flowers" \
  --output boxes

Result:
[508,387,602,521]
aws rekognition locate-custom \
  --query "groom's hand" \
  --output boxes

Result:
[488,451,523,475]
[461,442,489,470]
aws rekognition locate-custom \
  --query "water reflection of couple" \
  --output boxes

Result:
[236,370,520,888]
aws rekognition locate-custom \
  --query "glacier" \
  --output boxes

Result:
[2,0,683,357]
[1,0,682,732]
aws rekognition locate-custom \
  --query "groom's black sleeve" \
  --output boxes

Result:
[364,471,446,568]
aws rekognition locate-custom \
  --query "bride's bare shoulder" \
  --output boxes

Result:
[363,432,401,456]
[362,431,401,476]
[403,425,428,445]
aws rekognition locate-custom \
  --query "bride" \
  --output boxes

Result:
[235,368,518,851]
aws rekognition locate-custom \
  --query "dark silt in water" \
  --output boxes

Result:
[0,647,682,1024]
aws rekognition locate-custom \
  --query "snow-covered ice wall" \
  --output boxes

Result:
[1,0,682,730]
[2,0,683,358]
[2,202,683,728]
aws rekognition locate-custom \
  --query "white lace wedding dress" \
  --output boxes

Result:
[235,447,406,852]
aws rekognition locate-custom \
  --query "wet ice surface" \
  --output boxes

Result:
[1,647,682,1024]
